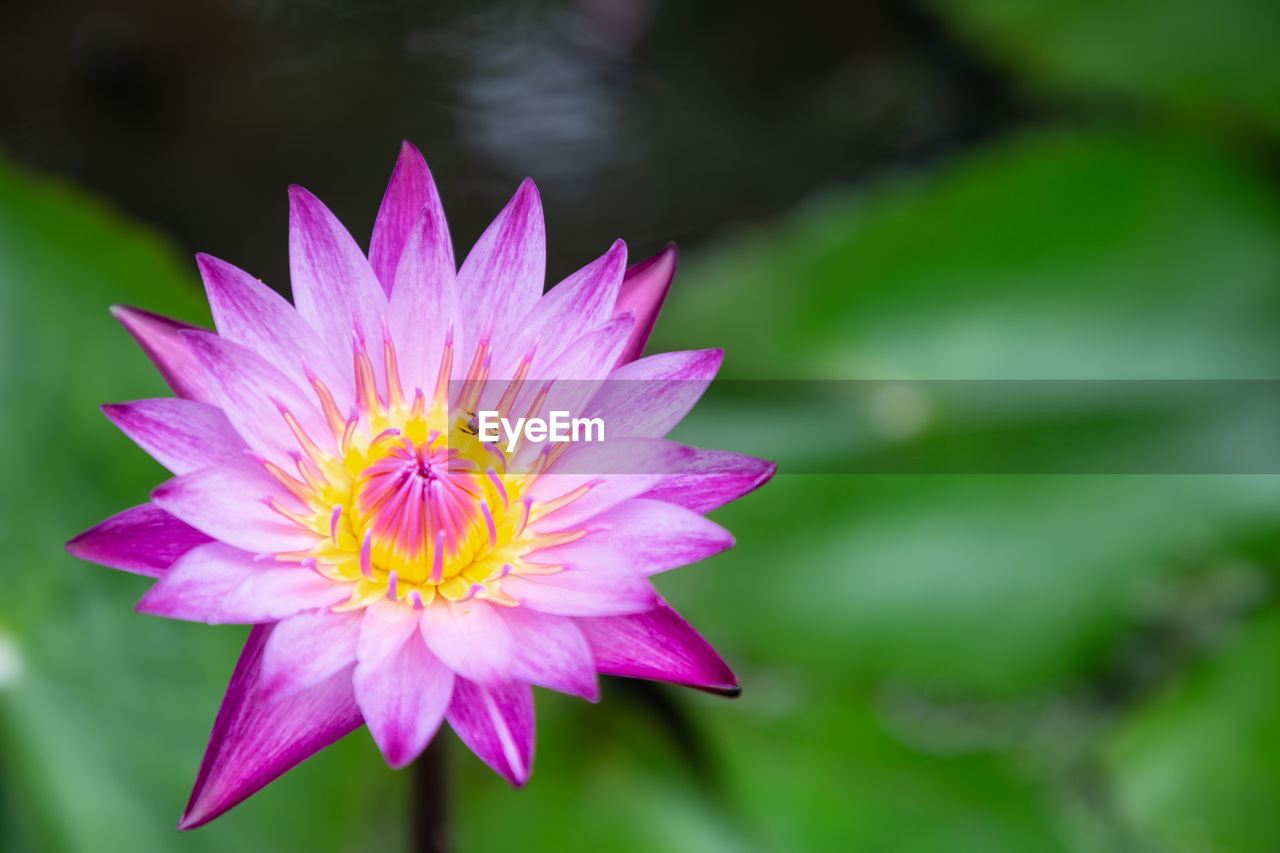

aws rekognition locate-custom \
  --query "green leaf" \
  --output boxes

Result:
[655,132,1280,692]
[929,0,1280,135]
[1106,605,1280,851]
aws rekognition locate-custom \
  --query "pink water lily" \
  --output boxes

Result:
[66,142,774,829]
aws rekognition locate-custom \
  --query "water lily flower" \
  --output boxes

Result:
[66,142,774,829]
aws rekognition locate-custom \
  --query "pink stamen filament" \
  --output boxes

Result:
[481,501,498,547]
[330,505,343,546]
[429,529,445,584]
[360,531,374,580]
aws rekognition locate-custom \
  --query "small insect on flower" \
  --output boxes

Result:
[66,142,775,829]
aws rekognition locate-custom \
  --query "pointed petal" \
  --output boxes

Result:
[447,678,535,787]
[355,633,454,768]
[576,601,738,695]
[288,185,389,350]
[455,179,544,345]
[420,599,513,687]
[66,503,212,577]
[371,141,453,296]
[539,312,635,382]
[150,466,317,554]
[527,498,734,577]
[258,609,362,701]
[502,568,658,617]
[527,438,697,531]
[387,176,458,394]
[589,348,723,438]
[613,243,676,366]
[178,625,363,830]
[640,449,777,514]
[110,305,215,403]
[503,609,598,701]
[181,329,333,467]
[102,398,247,475]
[136,542,345,624]
[356,599,424,670]
[197,253,352,407]
[497,239,627,376]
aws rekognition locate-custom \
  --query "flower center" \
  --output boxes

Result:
[350,433,493,586]
[261,327,586,611]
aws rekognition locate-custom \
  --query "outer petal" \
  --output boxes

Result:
[526,498,734,577]
[640,449,777,514]
[178,625,363,830]
[420,599,513,687]
[576,600,739,695]
[447,678,535,787]
[539,313,635,383]
[288,185,390,354]
[371,141,452,296]
[503,608,598,701]
[356,599,424,670]
[483,315,636,440]
[102,398,247,475]
[136,542,345,624]
[150,467,317,554]
[502,568,658,617]
[181,330,334,467]
[387,177,458,394]
[197,253,352,406]
[455,178,544,346]
[354,633,454,768]
[496,239,627,377]
[258,609,362,701]
[613,243,677,367]
[110,305,215,403]
[526,438,697,531]
[589,348,723,438]
[66,503,212,577]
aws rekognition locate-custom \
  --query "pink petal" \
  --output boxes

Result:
[502,568,658,617]
[288,185,390,358]
[181,329,334,467]
[496,239,628,377]
[135,542,345,624]
[370,141,453,296]
[354,633,454,768]
[447,678,535,787]
[387,171,459,395]
[197,253,353,408]
[503,608,598,701]
[356,599,424,670]
[613,243,677,367]
[102,398,248,475]
[526,438,698,531]
[539,312,635,382]
[589,348,723,438]
[640,448,777,514]
[178,625,363,830]
[420,599,513,687]
[110,305,216,403]
[455,178,544,347]
[576,600,738,695]
[528,498,734,577]
[482,314,635,430]
[66,503,212,577]
[150,466,317,554]
[258,609,362,701]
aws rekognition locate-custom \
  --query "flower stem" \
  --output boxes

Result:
[411,735,450,853]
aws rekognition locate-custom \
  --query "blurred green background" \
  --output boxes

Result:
[3,0,1280,850]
